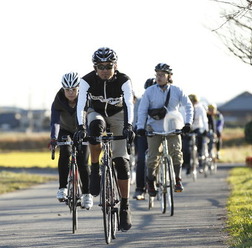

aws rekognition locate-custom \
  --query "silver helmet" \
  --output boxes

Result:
[61,72,80,88]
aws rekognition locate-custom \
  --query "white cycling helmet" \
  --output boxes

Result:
[61,72,80,88]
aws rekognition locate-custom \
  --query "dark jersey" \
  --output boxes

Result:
[50,88,78,139]
[77,70,134,125]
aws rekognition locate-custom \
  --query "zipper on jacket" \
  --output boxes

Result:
[104,81,108,117]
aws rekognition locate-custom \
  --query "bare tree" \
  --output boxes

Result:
[211,0,252,65]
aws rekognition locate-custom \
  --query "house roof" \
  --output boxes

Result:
[219,91,252,111]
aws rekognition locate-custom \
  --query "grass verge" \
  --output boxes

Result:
[0,170,57,195]
[226,167,252,247]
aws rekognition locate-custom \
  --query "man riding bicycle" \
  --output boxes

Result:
[75,47,134,232]
[136,63,193,195]
[49,72,93,209]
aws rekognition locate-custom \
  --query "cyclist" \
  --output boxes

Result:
[49,72,93,209]
[207,103,224,159]
[136,63,193,196]
[75,47,134,232]
[133,78,156,200]
[184,94,209,174]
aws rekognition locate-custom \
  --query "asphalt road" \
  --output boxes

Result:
[0,164,236,248]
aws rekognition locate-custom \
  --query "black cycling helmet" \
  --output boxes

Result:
[144,78,156,89]
[92,47,118,65]
[155,63,173,74]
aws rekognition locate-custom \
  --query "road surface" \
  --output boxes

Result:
[0,164,236,248]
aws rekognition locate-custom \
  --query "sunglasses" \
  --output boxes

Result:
[96,64,114,70]
[63,87,78,92]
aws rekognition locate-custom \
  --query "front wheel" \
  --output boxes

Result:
[157,159,166,214]
[72,164,78,234]
[102,165,113,244]
[166,157,174,216]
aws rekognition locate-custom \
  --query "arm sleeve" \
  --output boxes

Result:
[77,79,90,125]
[121,79,134,125]
[136,91,149,129]
[50,103,60,139]
[181,92,194,124]
[201,106,209,131]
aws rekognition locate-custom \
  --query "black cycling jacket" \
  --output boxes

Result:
[77,70,134,126]
[50,88,78,139]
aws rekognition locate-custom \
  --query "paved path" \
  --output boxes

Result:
[0,164,236,248]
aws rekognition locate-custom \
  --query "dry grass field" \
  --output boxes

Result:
[0,128,251,165]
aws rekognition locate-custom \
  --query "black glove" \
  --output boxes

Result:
[136,128,146,137]
[123,124,135,144]
[48,139,57,150]
[202,130,208,136]
[182,123,191,134]
[73,125,87,145]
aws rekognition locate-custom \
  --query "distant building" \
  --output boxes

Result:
[0,107,50,132]
[218,91,252,127]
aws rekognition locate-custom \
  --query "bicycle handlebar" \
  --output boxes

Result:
[50,141,88,160]
[51,148,55,160]
[147,129,182,137]
[56,141,89,146]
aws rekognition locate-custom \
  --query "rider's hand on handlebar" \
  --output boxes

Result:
[182,123,191,134]
[123,123,135,144]
[73,125,87,144]
[136,128,146,137]
[48,139,57,150]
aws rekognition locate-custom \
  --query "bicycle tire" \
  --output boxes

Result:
[191,136,198,182]
[102,164,112,244]
[111,206,118,239]
[158,159,166,214]
[72,163,78,234]
[148,195,154,209]
[166,157,174,216]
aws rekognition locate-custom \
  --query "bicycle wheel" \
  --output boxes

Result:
[111,206,118,239]
[190,137,198,181]
[157,159,166,214]
[72,163,78,234]
[166,157,174,216]
[101,164,113,244]
[148,195,154,209]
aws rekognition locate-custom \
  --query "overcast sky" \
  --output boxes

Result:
[1,0,251,110]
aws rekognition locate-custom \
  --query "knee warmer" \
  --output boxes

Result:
[113,157,130,180]
[89,120,106,145]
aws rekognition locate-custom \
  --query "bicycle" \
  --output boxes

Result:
[200,135,210,178]
[187,132,199,181]
[86,133,125,244]
[51,137,87,234]
[129,142,136,185]
[207,131,218,174]
[146,129,182,216]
